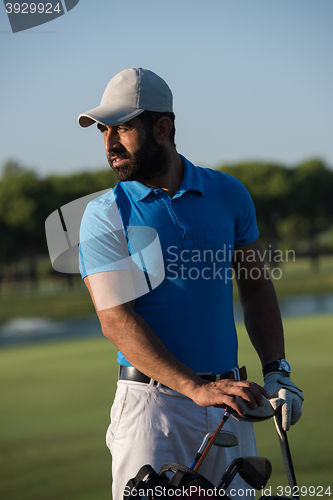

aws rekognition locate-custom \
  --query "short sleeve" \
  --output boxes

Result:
[227,176,259,245]
[79,193,131,279]
[78,190,165,311]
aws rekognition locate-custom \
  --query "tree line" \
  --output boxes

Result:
[0,161,117,284]
[219,158,333,263]
[0,158,332,284]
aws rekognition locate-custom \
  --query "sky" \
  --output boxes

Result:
[1,0,333,177]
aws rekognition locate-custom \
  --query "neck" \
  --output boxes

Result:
[141,149,184,198]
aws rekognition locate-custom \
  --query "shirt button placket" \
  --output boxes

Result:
[166,197,193,249]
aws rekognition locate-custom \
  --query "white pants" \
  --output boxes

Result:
[106,380,257,500]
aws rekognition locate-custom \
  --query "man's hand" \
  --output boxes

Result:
[191,379,270,416]
[263,372,304,431]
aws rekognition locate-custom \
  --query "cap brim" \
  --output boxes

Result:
[78,104,144,127]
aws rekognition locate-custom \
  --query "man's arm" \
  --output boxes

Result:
[233,237,285,368]
[233,237,304,430]
[84,271,269,415]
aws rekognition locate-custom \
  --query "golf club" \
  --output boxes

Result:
[218,456,272,491]
[192,396,275,472]
[192,406,233,471]
[231,396,276,422]
[272,399,299,499]
[190,431,239,470]
[215,431,239,447]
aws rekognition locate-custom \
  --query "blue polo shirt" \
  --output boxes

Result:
[79,155,259,374]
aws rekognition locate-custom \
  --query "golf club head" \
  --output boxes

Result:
[219,456,272,491]
[214,431,239,448]
[237,457,272,490]
[231,396,276,422]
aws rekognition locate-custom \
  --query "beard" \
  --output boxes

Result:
[106,132,170,182]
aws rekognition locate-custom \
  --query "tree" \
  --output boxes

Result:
[0,162,118,285]
[1,160,26,178]
[0,168,44,282]
[218,162,293,258]
[278,159,333,266]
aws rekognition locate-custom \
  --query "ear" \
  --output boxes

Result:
[153,117,172,145]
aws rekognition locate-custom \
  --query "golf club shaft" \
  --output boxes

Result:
[274,406,299,499]
[190,433,212,469]
[281,428,299,499]
[218,467,238,491]
[193,407,232,472]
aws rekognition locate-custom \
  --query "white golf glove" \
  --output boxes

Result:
[263,372,304,431]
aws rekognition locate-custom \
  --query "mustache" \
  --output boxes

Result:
[107,148,131,161]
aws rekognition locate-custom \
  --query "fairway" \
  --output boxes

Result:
[1,314,332,500]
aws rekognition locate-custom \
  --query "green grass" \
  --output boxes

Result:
[0,336,116,500]
[268,255,333,299]
[1,313,333,499]
[1,256,332,325]
[0,288,95,325]
[233,254,333,300]
[237,313,333,498]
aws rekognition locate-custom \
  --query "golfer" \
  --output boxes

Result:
[78,68,303,500]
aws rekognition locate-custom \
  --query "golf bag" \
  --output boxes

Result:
[124,462,230,499]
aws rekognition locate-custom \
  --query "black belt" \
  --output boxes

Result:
[119,365,247,386]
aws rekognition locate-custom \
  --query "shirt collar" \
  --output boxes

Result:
[175,154,205,198]
[121,177,154,202]
[121,154,205,202]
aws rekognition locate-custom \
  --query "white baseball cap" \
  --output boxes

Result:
[78,68,173,128]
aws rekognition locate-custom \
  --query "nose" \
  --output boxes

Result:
[104,127,121,152]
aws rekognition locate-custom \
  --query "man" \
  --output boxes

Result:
[78,68,303,499]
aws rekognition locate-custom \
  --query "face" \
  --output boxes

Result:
[98,117,170,182]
